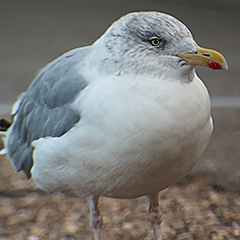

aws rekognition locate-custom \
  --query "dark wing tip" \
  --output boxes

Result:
[0,118,11,131]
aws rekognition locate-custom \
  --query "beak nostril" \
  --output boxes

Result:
[202,53,211,57]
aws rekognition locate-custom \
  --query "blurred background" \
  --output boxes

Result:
[0,0,239,190]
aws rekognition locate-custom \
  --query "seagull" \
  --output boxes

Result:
[0,11,228,240]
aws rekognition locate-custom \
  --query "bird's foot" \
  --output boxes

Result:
[91,212,103,240]
[87,196,103,240]
[149,210,163,240]
[148,194,163,240]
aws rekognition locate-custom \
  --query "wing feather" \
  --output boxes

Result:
[7,47,90,178]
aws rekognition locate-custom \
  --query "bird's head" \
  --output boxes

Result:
[95,11,228,81]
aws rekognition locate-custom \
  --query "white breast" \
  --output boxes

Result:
[31,73,213,199]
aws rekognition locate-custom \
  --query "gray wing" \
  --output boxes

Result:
[7,47,91,179]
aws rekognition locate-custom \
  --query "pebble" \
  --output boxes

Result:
[0,198,16,218]
[26,236,39,240]
[6,209,35,225]
[35,208,59,223]
[18,193,42,208]
[232,221,240,236]
[122,222,134,231]
[63,221,78,236]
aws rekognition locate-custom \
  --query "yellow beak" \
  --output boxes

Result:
[177,46,228,70]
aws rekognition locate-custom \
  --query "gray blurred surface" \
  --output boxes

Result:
[1,0,239,190]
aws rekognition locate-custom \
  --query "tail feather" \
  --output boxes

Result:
[0,118,11,131]
[0,118,11,154]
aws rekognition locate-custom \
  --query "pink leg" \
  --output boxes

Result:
[148,193,163,240]
[87,196,103,240]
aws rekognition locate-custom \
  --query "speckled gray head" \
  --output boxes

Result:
[92,11,196,78]
[92,11,227,79]
[108,11,195,54]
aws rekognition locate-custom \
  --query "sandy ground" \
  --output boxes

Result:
[0,155,240,240]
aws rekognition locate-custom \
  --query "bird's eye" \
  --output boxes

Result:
[149,37,162,46]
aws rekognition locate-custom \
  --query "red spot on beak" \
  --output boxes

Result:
[208,62,222,70]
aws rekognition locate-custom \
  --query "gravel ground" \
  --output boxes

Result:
[0,155,240,240]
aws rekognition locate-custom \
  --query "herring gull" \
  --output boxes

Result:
[0,11,228,240]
